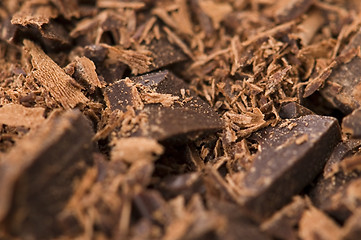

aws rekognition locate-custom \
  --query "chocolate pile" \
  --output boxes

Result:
[1,0,361,239]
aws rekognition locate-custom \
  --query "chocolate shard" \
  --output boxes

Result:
[315,174,361,223]
[147,37,188,71]
[240,115,341,220]
[105,70,223,141]
[308,139,361,223]
[279,102,314,119]
[321,30,361,114]
[342,108,361,138]
[0,110,94,239]
[23,40,88,109]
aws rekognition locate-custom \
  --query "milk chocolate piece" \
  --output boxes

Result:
[279,102,314,119]
[241,115,341,220]
[0,110,94,239]
[105,70,223,141]
[321,30,361,114]
[343,108,361,138]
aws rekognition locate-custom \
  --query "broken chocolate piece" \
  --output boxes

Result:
[23,40,88,109]
[146,37,188,71]
[0,110,94,239]
[105,70,223,141]
[342,108,361,138]
[309,140,361,223]
[240,115,341,220]
[71,56,103,93]
[321,30,361,114]
[319,176,361,223]
[279,102,314,119]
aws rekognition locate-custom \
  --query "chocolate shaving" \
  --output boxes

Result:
[11,1,58,27]
[23,40,88,109]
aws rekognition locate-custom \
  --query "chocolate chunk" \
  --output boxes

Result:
[105,70,223,141]
[147,37,188,71]
[343,108,361,138]
[321,30,361,114]
[308,139,361,223]
[0,110,94,239]
[324,178,361,223]
[279,102,314,119]
[240,115,341,220]
[105,79,133,112]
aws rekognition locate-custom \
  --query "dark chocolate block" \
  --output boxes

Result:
[240,115,341,220]
[0,110,94,239]
[105,70,223,141]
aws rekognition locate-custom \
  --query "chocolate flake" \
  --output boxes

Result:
[23,40,88,109]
